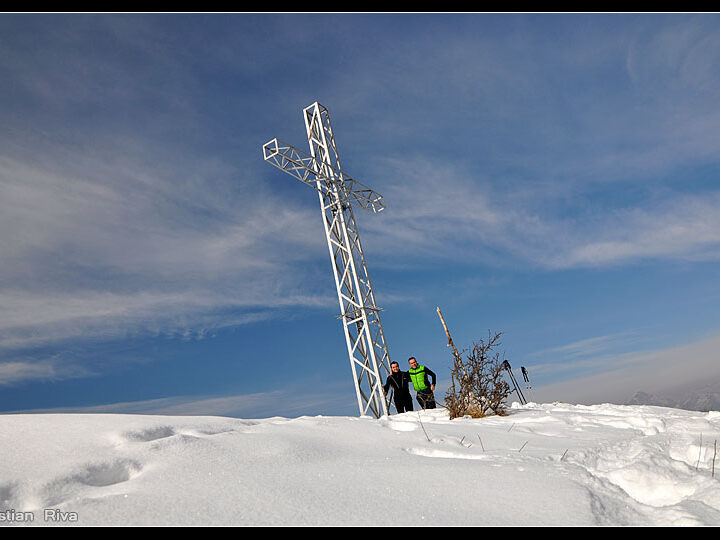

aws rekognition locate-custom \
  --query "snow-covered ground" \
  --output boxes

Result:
[1,402,719,526]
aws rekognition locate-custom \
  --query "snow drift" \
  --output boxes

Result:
[1,402,719,526]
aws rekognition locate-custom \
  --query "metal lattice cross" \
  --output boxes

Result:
[262,102,392,418]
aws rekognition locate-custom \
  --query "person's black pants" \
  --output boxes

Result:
[416,390,436,409]
[394,393,414,414]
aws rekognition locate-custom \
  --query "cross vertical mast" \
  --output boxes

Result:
[263,102,391,418]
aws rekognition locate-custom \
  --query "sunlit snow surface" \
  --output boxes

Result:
[1,402,719,526]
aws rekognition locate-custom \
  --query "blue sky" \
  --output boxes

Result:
[1,13,720,417]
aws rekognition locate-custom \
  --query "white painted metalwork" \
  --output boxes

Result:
[262,102,392,418]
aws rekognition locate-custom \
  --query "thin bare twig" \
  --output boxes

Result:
[696,433,703,471]
[417,413,431,442]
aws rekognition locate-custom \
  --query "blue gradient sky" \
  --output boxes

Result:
[2,13,720,417]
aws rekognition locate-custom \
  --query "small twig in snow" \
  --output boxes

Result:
[417,413,431,442]
[696,433,703,471]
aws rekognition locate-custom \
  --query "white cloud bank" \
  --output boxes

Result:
[530,333,720,406]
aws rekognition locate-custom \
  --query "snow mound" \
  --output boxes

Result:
[1,403,718,526]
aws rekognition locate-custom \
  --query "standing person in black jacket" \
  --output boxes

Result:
[382,361,414,414]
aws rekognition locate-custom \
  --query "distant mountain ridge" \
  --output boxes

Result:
[625,380,720,412]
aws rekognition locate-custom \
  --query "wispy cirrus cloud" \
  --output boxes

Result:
[6,380,357,418]
[0,358,92,386]
[361,154,720,271]
[531,332,642,361]
[0,289,331,352]
[0,132,334,355]
[327,15,720,274]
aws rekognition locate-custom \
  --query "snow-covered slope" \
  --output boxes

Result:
[1,403,719,526]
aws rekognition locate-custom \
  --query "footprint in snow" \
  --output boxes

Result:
[41,459,143,508]
[0,482,18,511]
[122,425,176,442]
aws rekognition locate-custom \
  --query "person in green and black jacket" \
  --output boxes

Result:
[408,356,437,409]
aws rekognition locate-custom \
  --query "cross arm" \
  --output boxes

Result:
[262,138,385,213]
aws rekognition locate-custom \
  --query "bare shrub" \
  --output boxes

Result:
[445,331,511,419]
